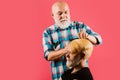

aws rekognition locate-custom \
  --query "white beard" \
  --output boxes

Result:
[55,19,71,29]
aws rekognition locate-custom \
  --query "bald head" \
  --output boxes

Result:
[69,39,93,59]
[52,1,69,14]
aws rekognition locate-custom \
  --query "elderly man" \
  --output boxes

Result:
[60,39,93,80]
[42,1,102,80]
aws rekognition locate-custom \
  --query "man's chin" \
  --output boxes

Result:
[55,21,71,29]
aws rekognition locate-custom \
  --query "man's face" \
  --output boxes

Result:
[52,3,71,29]
[66,51,81,68]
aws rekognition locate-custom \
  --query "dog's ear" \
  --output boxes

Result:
[80,52,85,59]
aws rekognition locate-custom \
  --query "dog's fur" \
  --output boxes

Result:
[69,39,93,59]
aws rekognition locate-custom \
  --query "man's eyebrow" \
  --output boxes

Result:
[57,10,68,13]
[57,11,62,13]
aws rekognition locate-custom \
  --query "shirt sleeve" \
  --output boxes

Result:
[84,24,102,45]
[42,29,53,60]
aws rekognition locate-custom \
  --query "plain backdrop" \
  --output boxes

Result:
[0,0,120,80]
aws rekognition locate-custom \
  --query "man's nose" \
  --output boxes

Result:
[61,13,66,18]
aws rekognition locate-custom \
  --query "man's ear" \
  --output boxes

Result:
[51,13,55,20]
[51,13,54,17]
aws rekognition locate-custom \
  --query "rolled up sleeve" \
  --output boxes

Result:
[84,25,102,45]
[42,30,53,60]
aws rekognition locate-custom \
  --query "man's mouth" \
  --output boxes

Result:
[60,19,67,23]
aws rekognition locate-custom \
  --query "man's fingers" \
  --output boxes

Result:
[78,29,88,39]
[85,33,89,38]
[64,45,70,53]
[79,31,83,39]
[83,32,86,38]
[83,32,88,38]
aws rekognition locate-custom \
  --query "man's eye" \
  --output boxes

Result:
[65,11,67,14]
[58,12,62,15]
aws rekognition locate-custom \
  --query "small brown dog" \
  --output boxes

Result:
[60,39,94,80]
[69,39,93,59]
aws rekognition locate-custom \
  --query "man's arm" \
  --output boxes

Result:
[78,25,102,45]
[42,31,69,61]
[78,29,97,44]
[87,35,97,44]
[43,29,70,61]
[47,46,68,61]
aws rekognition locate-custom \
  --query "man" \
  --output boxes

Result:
[42,1,102,80]
[60,39,93,80]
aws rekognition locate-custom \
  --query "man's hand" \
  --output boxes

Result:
[78,29,89,39]
[78,29,97,44]
[64,44,71,55]
[47,45,71,61]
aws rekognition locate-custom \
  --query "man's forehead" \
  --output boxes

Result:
[52,2,69,13]
[53,6,69,14]
[52,1,68,7]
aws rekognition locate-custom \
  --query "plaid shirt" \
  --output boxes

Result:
[42,21,102,80]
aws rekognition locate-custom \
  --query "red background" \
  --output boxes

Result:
[0,0,120,80]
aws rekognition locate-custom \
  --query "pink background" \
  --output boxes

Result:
[0,0,120,80]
